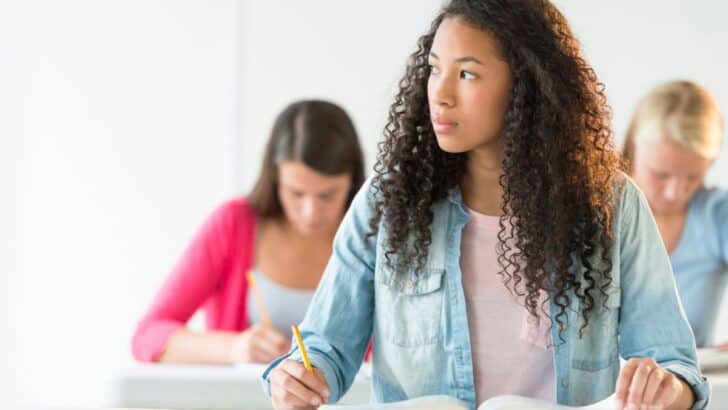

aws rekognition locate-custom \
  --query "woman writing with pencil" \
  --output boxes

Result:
[131,100,366,364]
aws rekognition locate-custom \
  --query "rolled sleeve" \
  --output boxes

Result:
[664,362,710,410]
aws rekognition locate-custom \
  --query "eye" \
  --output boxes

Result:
[318,193,335,202]
[652,171,669,180]
[460,70,476,80]
[428,64,440,76]
[290,190,304,198]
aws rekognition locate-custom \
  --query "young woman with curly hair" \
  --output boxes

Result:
[264,1,708,409]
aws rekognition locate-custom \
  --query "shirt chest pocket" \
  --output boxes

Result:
[375,266,446,347]
[571,292,621,372]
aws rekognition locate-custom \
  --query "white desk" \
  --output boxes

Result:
[108,363,371,410]
[704,371,728,409]
[108,363,728,409]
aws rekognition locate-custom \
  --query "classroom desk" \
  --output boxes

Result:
[705,370,728,410]
[109,364,728,409]
[108,363,371,410]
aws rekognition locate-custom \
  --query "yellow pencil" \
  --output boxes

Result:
[247,272,271,326]
[291,324,313,373]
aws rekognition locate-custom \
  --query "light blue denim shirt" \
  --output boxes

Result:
[670,187,728,347]
[263,175,709,410]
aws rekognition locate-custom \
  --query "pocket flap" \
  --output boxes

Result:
[380,268,445,295]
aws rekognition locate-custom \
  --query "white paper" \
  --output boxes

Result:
[320,394,615,410]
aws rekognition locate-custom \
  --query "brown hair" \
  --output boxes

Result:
[248,100,366,218]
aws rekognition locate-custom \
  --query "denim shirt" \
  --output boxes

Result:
[263,175,709,410]
[670,187,728,347]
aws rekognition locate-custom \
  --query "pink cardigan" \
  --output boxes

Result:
[131,198,257,362]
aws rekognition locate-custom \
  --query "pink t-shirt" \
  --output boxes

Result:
[460,207,556,405]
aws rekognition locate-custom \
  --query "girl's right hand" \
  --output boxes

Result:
[270,359,330,409]
[229,323,290,364]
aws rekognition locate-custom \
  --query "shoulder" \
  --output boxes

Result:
[610,172,658,242]
[688,187,728,254]
[613,172,646,217]
[216,197,256,221]
[347,176,378,216]
[201,196,257,237]
[690,186,728,220]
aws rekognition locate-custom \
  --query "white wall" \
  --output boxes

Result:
[1,0,240,406]
[2,0,727,407]
[237,0,445,188]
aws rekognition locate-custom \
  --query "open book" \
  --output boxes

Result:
[321,394,615,410]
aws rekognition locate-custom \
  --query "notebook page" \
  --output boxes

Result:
[319,394,468,410]
[478,394,615,410]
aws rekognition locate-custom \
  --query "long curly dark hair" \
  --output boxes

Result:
[369,0,622,337]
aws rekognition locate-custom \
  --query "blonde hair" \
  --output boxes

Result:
[622,80,724,171]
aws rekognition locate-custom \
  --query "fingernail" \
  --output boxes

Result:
[627,404,638,410]
[310,397,320,406]
[323,389,330,397]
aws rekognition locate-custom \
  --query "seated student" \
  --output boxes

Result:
[131,100,365,364]
[623,80,727,349]
[263,1,708,410]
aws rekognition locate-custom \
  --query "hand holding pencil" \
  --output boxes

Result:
[228,323,289,364]
[269,325,330,409]
[227,272,289,364]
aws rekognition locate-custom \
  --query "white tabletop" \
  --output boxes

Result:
[108,363,371,410]
[108,362,728,409]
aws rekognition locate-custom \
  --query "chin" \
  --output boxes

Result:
[655,202,686,214]
[435,134,471,154]
[296,224,325,236]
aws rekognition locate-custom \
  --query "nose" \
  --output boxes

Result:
[300,197,320,225]
[662,178,688,203]
[430,72,455,108]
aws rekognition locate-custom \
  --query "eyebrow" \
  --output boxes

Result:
[429,51,484,65]
[286,184,339,196]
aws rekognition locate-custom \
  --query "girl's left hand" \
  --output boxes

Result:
[615,357,693,410]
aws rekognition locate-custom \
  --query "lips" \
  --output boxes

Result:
[432,116,458,133]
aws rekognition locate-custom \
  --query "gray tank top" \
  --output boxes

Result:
[246,268,316,340]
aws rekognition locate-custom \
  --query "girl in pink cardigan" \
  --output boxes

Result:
[131,100,365,364]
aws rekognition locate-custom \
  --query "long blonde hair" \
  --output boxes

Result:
[622,80,724,172]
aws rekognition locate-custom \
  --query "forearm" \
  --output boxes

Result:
[158,329,236,364]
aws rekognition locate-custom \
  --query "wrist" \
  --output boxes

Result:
[668,378,695,410]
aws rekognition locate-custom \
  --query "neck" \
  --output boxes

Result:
[651,206,688,221]
[459,145,505,216]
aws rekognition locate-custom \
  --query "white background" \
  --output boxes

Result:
[1,0,726,406]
